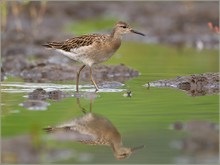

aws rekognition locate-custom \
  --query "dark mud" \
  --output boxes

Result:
[19,88,71,110]
[146,73,219,96]
[29,88,73,101]
[20,88,101,110]
[20,62,139,83]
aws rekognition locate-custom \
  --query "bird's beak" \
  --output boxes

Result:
[131,145,145,152]
[130,29,145,36]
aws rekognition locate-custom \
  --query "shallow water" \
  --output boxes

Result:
[1,43,219,164]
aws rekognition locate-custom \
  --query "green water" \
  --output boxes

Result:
[1,43,219,164]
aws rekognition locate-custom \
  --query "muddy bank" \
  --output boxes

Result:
[19,88,71,110]
[146,73,219,96]
[19,63,139,83]
[2,54,139,83]
[18,85,121,110]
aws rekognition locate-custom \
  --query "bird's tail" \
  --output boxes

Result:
[42,41,63,49]
[43,126,72,133]
[43,126,54,133]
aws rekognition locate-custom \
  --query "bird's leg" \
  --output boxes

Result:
[76,98,87,114]
[89,66,99,91]
[90,98,92,112]
[76,65,86,92]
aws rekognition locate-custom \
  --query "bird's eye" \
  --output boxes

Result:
[121,26,127,29]
[121,153,127,156]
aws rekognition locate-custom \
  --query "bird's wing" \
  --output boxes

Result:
[42,41,64,49]
[43,126,96,142]
[43,34,107,52]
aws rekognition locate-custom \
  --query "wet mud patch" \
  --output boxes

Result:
[145,73,219,96]
[2,82,125,110]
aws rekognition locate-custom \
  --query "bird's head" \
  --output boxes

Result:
[114,21,145,36]
[114,145,144,160]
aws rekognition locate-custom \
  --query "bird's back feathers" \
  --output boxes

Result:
[42,34,109,52]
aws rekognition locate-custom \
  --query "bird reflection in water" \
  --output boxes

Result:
[43,93,144,160]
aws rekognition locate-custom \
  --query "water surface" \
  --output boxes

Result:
[1,43,219,164]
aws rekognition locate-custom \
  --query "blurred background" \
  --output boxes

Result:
[1,1,219,164]
[1,1,219,81]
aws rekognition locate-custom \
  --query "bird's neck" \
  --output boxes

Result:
[109,28,122,50]
[111,142,123,153]
[110,28,122,40]
[108,130,122,153]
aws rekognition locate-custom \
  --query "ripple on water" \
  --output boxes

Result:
[1,82,125,93]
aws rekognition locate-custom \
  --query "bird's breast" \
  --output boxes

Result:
[68,38,121,66]
[93,38,121,63]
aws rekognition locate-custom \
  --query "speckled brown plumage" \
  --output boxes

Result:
[79,137,111,146]
[43,34,110,51]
